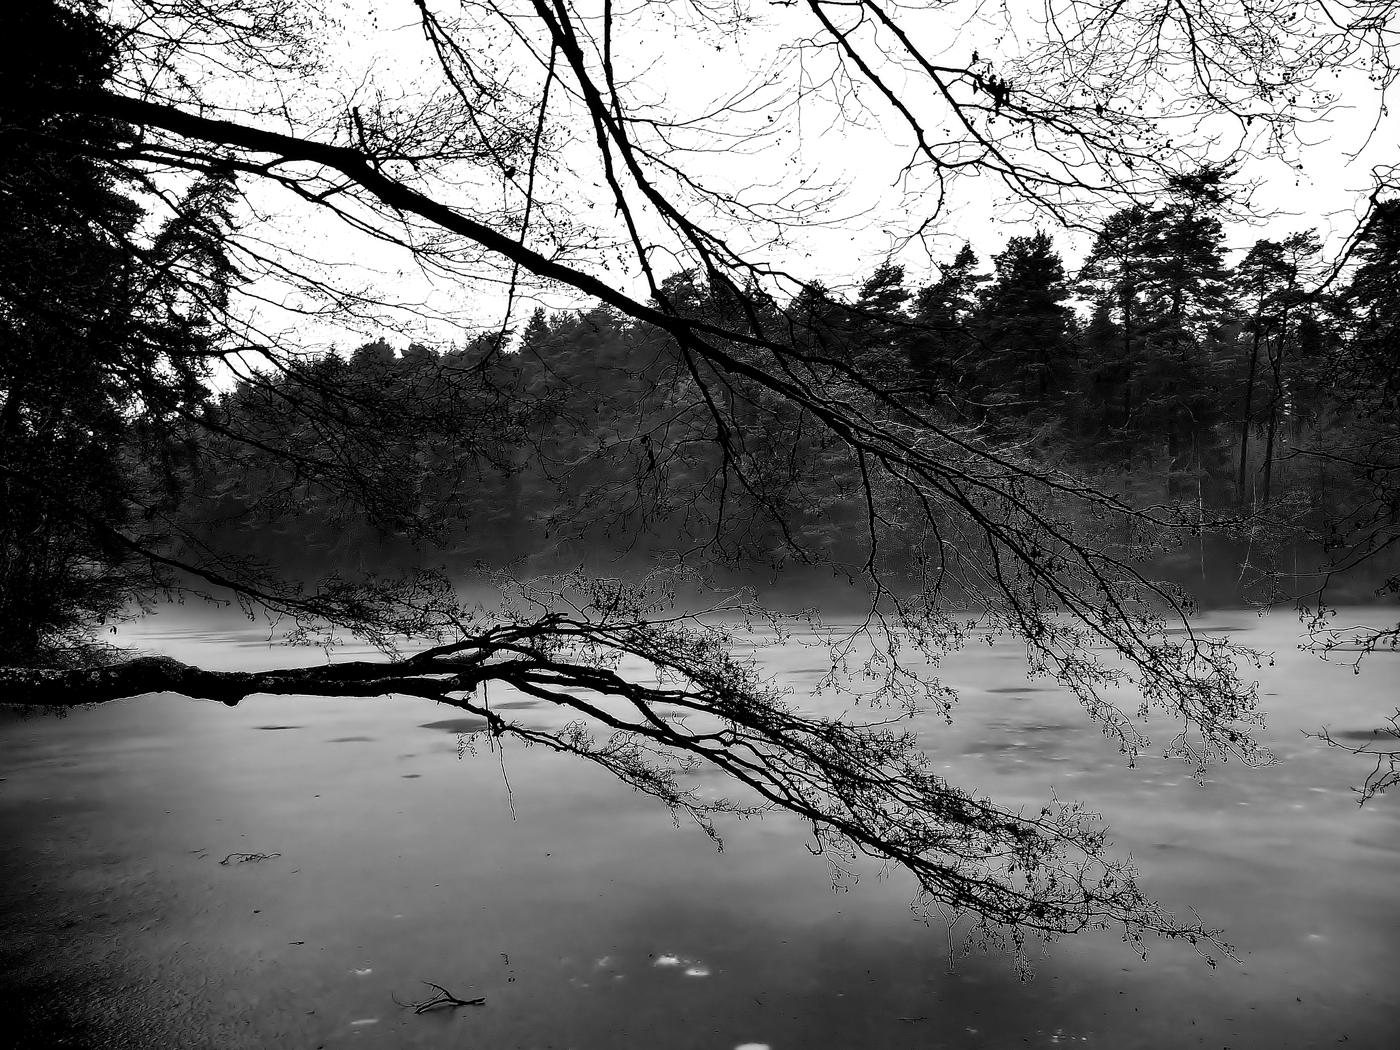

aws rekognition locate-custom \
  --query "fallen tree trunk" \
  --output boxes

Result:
[0,655,481,708]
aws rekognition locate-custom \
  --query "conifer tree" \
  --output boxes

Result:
[972,231,1076,425]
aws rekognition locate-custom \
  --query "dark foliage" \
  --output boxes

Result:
[0,2,234,663]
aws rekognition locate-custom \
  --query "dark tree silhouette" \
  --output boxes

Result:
[972,231,1076,424]
[0,1,239,664]
[1340,200,1400,413]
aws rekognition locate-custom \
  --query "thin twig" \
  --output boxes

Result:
[392,982,486,1013]
[219,852,281,865]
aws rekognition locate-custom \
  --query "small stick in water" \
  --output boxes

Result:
[392,982,485,1013]
[219,852,281,865]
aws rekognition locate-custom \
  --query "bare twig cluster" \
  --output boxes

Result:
[392,982,485,1012]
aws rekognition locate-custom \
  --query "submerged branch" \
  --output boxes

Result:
[392,982,485,1012]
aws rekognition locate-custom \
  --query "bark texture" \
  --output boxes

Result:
[0,656,479,708]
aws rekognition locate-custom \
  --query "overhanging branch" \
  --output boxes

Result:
[0,654,483,707]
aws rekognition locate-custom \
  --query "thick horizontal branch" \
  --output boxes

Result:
[80,91,714,348]
[0,656,482,708]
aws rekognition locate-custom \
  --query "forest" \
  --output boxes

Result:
[198,203,1400,607]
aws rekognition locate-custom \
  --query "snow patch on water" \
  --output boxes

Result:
[654,953,712,976]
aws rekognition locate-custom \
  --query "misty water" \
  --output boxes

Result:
[2,607,1398,1049]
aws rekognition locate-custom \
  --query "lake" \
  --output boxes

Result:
[2,607,1398,1048]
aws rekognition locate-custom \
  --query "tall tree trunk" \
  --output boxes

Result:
[1168,405,1184,500]
[1120,287,1134,472]
[1260,399,1278,507]
[1259,306,1292,507]
[1167,332,1194,501]
[1238,321,1264,500]
[1259,350,1282,508]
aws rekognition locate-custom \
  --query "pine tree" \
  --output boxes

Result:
[1233,232,1323,504]
[909,243,985,415]
[0,1,233,662]
[971,231,1076,425]
[1080,174,1233,497]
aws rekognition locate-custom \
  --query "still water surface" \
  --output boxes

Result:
[2,608,1398,1048]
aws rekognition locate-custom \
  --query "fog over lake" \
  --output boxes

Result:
[3,606,1397,1049]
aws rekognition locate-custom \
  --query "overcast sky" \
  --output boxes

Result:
[190,0,1399,354]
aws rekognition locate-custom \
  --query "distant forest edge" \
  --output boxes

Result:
[192,184,1400,610]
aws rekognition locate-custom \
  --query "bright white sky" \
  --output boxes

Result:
[161,0,1398,354]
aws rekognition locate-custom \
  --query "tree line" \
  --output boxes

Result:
[191,182,1400,600]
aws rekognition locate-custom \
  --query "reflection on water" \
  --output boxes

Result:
[418,718,490,734]
[1,608,1399,1048]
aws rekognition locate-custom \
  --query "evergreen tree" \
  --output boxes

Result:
[909,243,985,415]
[1341,200,1400,413]
[1069,297,1133,464]
[0,1,233,662]
[848,262,915,389]
[1079,174,1233,496]
[1232,232,1324,505]
[972,231,1076,424]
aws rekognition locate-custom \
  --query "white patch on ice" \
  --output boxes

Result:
[352,968,373,976]
[734,1044,770,1050]
[684,965,710,977]
[594,956,613,969]
[349,1018,379,1026]
[654,954,682,967]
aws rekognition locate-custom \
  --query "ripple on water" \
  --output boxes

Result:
[1331,728,1400,742]
[1160,624,1251,634]
[418,717,490,733]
